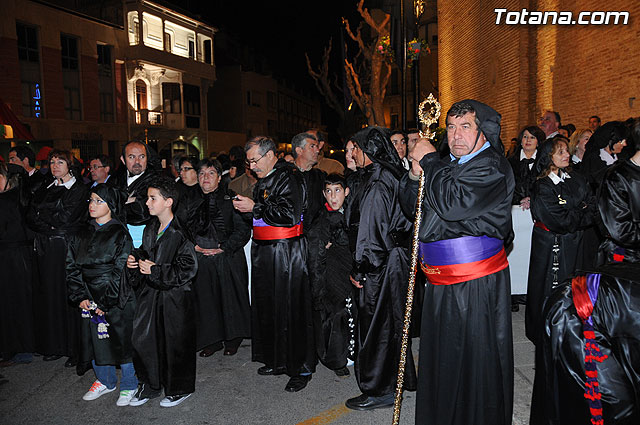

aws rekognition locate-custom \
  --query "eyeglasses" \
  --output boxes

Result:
[245,152,267,166]
[180,166,195,172]
[88,165,106,170]
[88,198,106,205]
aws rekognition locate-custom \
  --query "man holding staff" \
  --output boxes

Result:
[399,99,515,425]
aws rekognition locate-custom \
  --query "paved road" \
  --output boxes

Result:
[0,309,534,425]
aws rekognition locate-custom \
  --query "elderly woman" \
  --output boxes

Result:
[67,184,137,405]
[525,137,594,345]
[190,159,251,357]
[0,163,34,365]
[508,125,546,208]
[26,149,88,365]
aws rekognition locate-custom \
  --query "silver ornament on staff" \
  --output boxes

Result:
[392,93,441,425]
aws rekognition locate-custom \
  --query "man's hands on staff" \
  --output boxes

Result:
[409,137,437,176]
[232,194,254,213]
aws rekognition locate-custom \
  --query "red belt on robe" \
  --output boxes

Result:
[534,221,550,231]
[419,235,509,285]
[252,217,303,240]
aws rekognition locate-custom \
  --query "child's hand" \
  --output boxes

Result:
[127,255,138,269]
[139,259,156,275]
[79,299,91,310]
[95,308,105,316]
[350,275,363,289]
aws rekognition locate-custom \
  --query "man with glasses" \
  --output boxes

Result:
[88,155,112,188]
[233,136,316,393]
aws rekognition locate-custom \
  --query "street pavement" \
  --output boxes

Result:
[0,308,534,425]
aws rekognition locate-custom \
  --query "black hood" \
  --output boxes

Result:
[91,183,127,224]
[352,126,405,179]
[450,99,503,154]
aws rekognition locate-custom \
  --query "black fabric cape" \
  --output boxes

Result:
[526,171,593,345]
[351,162,417,396]
[26,179,88,356]
[118,170,157,226]
[597,159,640,264]
[310,205,356,369]
[399,148,515,425]
[507,150,537,204]
[0,186,34,356]
[125,217,198,395]
[189,187,251,349]
[66,219,134,365]
[530,263,640,425]
[250,160,316,376]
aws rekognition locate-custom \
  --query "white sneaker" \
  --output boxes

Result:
[116,389,136,406]
[82,380,116,401]
[159,393,192,407]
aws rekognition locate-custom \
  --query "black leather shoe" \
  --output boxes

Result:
[76,361,92,376]
[334,367,350,377]
[284,375,311,392]
[64,357,77,368]
[199,343,223,357]
[257,366,275,375]
[43,355,62,362]
[345,393,394,411]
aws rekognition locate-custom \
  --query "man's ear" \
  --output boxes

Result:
[318,141,325,150]
[105,166,111,174]
[120,155,125,165]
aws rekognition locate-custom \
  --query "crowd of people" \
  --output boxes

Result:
[0,100,638,423]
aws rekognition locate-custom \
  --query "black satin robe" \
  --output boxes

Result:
[189,188,251,349]
[125,218,198,395]
[118,170,157,226]
[530,263,640,425]
[508,151,537,204]
[526,172,593,345]
[351,162,417,397]
[250,160,316,376]
[26,179,88,356]
[0,187,34,356]
[67,220,134,365]
[311,206,355,370]
[597,159,640,264]
[399,148,515,425]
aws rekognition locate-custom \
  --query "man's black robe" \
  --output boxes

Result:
[250,160,316,376]
[67,220,134,366]
[352,162,417,396]
[126,218,198,396]
[26,179,88,357]
[530,263,640,425]
[399,148,515,425]
[0,186,34,356]
[118,170,157,226]
[189,187,251,350]
[597,159,640,264]
[526,171,593,344]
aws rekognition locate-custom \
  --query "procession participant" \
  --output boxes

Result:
[0,164,34,366]
[26,149,88,365]
[191,159,251,357]
[525,137,594,345]
[118,141,157,248]
[508,125,545,208]
[345,126,417,411]
[126,177,198,407]
[597,118,640,264]
[307,128,345,175]
[9,145,49,195]
[66,184,137,406]
[400,99,515,425]
[233,136,316,393]
[174,155,202,225]
[390,130,410,170]
[88,155,112,188]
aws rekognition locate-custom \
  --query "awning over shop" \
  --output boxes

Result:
[0,97,34,140]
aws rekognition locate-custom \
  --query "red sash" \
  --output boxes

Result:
[253,223,303,240]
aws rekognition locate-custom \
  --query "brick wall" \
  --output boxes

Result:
[81,55,99,122]
[438,0,640,143]
[0,37,22,113]
[41,46,64,120]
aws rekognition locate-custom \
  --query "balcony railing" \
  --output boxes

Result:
[131,109,184,129]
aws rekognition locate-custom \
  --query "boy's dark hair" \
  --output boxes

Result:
[324,173,347,190]
[148,176,178,211]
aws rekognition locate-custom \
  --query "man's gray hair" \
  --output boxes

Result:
[291,132,317,159]
[245,136,276,156]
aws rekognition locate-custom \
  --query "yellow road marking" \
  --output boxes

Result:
[297,403,351,425]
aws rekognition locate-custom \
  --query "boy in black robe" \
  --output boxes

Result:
[312,173,355,376]
[126,176,198,408]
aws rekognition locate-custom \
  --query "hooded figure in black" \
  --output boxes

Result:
[0,163,35,362]
[66,184,138,395]
[580,121,629,191]
[525,137,594,345]
[344,126,417,411]
[399,99,515,425]
[597,118,640,265]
